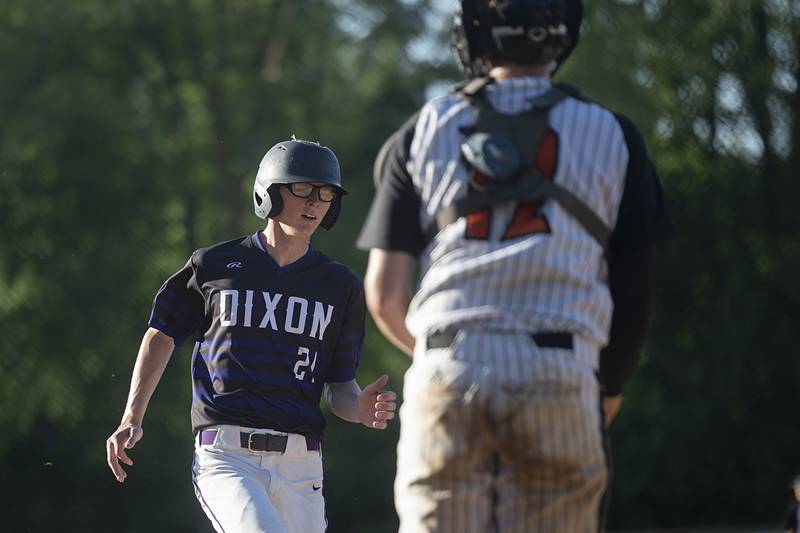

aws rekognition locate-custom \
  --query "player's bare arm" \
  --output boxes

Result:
[602,395,623,426]
[364,249,416,356]
[106,327,174,483]
[325,376,397,430]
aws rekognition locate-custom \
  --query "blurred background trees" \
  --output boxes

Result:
[0,0,797,531]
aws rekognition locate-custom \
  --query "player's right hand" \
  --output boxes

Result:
[106,424,143,483]
[602,395,623,427]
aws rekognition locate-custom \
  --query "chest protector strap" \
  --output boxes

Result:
[434,77,611,253]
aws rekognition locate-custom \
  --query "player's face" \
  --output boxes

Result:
[273,182,333,236]
[794,481,800,501]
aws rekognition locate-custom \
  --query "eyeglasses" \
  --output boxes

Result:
[286,182,337,202]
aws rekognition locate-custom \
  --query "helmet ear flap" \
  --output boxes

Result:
[253,184,272,219]
[266,185,283,218]
[319,196,342,230]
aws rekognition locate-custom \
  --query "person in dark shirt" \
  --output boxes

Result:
[106,139,396,533]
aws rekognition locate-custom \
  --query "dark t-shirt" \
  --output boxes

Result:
[149,234,365,437]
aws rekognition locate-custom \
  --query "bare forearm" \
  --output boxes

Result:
[106,328,174,483]
[325,382,362,424]
[364,249,417,357]
[371,300,415,356]
[326,375,396,429]
[120,328,175,426]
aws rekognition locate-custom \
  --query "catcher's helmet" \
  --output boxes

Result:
[451,0,583,77]
[253,139,347,230]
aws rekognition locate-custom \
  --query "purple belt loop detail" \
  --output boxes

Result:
[199,428,218,446]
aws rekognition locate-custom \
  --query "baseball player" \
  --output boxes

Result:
[357,1,673,532]
[106,139,397,533]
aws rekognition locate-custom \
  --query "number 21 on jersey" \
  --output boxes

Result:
[294,346,317,383]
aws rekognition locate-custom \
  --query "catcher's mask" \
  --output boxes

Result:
[451,0,583,77]
[253,139,347,230]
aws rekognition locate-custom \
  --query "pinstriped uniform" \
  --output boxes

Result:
[396,331,605,532]
[405,77,628,350]
[394,77,629,532]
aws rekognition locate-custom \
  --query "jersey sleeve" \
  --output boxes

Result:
[609,114,675,253]
[148,253,206,347]
[326,279,366,383]
[600,115,675,395]
[356,111,428,255]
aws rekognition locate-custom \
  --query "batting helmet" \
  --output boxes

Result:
[253,139,347,230]
[451,0,583,77]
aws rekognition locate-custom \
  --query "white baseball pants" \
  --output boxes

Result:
[192,425,326,533]
[395,330,607,533]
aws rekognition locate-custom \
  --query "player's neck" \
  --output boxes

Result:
[486,62,554,81]
[260,226,310,267]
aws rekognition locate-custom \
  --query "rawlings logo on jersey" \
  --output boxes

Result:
[216,289,334,341]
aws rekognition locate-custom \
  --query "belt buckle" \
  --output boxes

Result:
[247,431,267,452]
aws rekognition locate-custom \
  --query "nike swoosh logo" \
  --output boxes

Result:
[312,484,322,491]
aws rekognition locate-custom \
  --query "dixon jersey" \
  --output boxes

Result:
[149,233,365,437]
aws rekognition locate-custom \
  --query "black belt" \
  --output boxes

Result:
[426,330,573,351]
[198,428,321,452]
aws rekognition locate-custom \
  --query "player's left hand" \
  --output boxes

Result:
[358,374,397,430]
[106,423,144,483]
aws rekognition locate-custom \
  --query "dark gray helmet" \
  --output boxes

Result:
[253,139,347,230]
[451,0,583,77]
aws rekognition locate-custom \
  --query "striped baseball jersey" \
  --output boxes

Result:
[358,75,672,351]
[149,232,365,436]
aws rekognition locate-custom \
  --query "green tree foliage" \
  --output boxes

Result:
[562,1,800,528]
[0,1,447,531]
